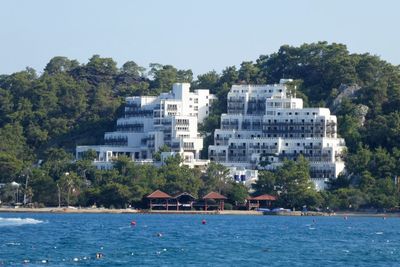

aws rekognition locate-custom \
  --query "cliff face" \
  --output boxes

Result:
[332,84,368,126]
[332,84,361,108]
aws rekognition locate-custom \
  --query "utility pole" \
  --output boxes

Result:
[57,183,61,208]
[23,169,29,206]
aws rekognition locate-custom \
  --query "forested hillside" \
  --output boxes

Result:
[1,42,399,210]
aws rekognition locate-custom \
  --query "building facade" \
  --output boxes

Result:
[208,79,346,190]
[76,83,216,169]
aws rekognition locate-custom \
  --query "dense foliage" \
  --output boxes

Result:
[1,42,400,210]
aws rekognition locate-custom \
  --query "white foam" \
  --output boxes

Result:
[6,242,21,246]
[0,217,44,226]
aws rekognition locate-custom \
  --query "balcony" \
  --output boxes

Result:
[229,144,246,149]
[304,144,322,149]
[116,123,144,132]
[214,136,230,142]
[171,143,181,149]
[125,110,153,117]
[104,137,128,146]
[125,102,140,108]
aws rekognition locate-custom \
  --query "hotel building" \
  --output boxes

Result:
[76,83,216,169]
[208,79,346,190]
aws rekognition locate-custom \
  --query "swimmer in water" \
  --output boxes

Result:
[156,232,163,237]
[96,253,104,259]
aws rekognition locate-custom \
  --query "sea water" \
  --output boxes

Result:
[0,213,399,266]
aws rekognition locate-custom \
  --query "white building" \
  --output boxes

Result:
[76,83,216,169]
[208,79,346,190]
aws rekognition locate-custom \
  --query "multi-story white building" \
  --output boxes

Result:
[208,79,346,190]
[76,83,216,169]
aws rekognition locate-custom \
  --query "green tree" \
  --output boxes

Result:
[0,152,23,183]
[202,162,231,195]
[58,172,83,206]
[98,182,132,208]
[44,56,79,75]
[227,182,248,205]
[252,170,276,195]
[30,169,58,206]
[238,61,260,83]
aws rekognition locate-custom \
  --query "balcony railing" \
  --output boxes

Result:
[116,123,144,132]
[125,110,153,117]
[125,102,140,108]
[104,137,128,146]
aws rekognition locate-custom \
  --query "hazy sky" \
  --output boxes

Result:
[1,0,400,77]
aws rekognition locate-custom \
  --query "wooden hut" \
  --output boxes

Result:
[247,194,277,210]
[174,192,196,210]
[147,190,172,210]
[203,192,227,211]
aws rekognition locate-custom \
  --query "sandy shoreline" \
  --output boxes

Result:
[0,207,399,217]
[0,207,261,215]
[0,207,139,214]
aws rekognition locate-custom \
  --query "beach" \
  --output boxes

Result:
[1,206,398,217]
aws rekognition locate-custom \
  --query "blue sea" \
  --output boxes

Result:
[0,213,399,266]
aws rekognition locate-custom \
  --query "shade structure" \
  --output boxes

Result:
[203,191,227,200]
[173,192,196,211]
[147,190,172,210]
[247,194,277,201]
[247,194,277,210]
[147,190,172,199]
[203,192,227,211]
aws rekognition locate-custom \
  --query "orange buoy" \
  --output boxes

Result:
[130,220,136,226]
[202,219,206,225]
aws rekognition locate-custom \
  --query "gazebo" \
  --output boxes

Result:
[203,192,227,211]
[247,194,277,210]
[174,192,196,211]
[147,190,172,210]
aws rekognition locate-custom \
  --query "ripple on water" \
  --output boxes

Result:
[0,214,400,266]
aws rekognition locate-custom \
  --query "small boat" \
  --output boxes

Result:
[256,208,271,212]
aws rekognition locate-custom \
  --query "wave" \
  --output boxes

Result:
[0,217,44,226]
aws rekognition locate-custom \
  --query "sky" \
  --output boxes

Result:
[1,0,400,77]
